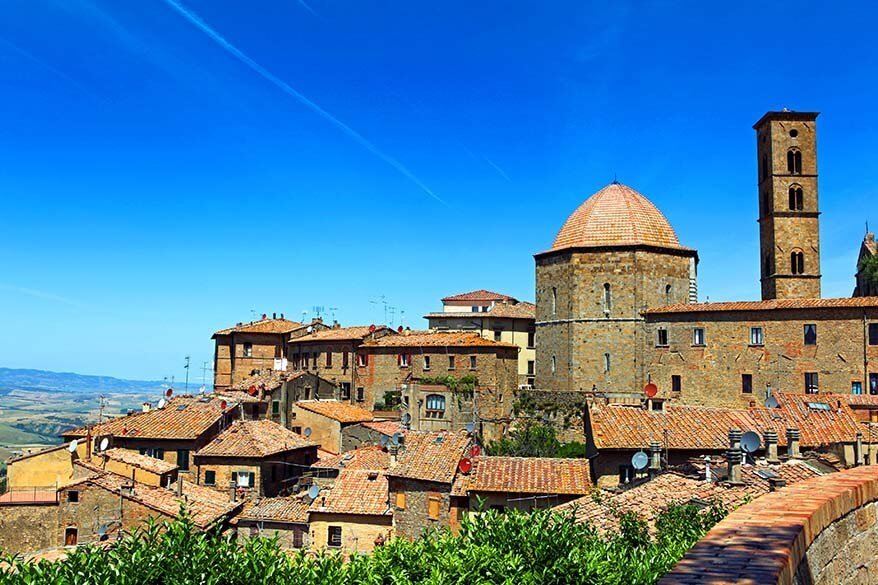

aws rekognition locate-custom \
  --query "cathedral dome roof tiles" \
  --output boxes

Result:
[549,182,689,253]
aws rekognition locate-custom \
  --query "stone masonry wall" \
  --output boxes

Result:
[387,477,451,541]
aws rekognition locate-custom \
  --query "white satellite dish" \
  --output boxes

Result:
[741,431,761,454]
[199,385,206,395]
[306,325,313,333]
[307,484,320,500]
[465,422,475,433]
[303,427,312,438]
[765,396,779,408]
[99,438,109,452]
[68,439,79,453]
[158,398,166,409]
[631,451,649,470]
[391,432,402,446]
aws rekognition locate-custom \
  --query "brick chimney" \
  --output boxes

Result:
[728,428,742,451]
[763,430,779,464]
[727,429,744,485]
[786,428,801,459]
[856,432,865,466]
[649,441,661,477]
[388,444,399,467]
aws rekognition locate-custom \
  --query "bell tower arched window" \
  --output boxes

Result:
[788,185,803,211]
[665,284,672,303]
[551,287,557,316]
[790,250,805,275]
[603,283,611,314]
[787,148,802,175]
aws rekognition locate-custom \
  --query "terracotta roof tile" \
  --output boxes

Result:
[239,495,311,523]
[361,330,517,349]
[62,395,234,441]
[312,446,391,471]
[425,301,535,321]
[196,420,315,458]
[295,400,374,424]
[548,183,688,253]
[359,421,405,437]
[229,370,307,392]
[386,431,471,484]
[99,448,178,474]
[441,290,517,302]
[214,318,305,336]
[463,457,591,495]
[642,296,878,315]
[310,469,390,516]
[288,325,393,343]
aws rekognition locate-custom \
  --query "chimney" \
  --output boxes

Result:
[142,402,151,413]
[649,441,661,477]
[176,473,183,497]
[856,432,865,466]
[703,455,712,483]
[262,313,267,320]
[786,428,801,459]
[764,430,779,464]
[768,477,786,492]
[230,479,238,503]
[280,313,284,319]
[728,428,742,451]
[388,444,399,467]
[727,429,743,485]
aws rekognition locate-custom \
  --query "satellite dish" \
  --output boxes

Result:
[248,385,258,397]
[166,388,173,398]
[465,422,475,434]
[98,524,108,537]
[401,413,411,424]
[220,400,228,410]
[307,484,320,500]
[380,435,389,447]
[644,383,658,398]
[157,398,166,409]
[199,386,206,395]
[741,431,761,454]
[391,432,402,446]
[397,325,404,333]
[99,438,109,452]
[631,451,649,470]
[306,325,313,333]
[457,457,473,474]
[470,444,481,458]
[369,324,376,333]
[68,439,79,453]
[303,427,312,438]
[765,396,779,408]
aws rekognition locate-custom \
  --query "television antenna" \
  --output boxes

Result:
[312,306,324,318]
[329,307,338,321]
[201,361,212,387]
[184,355,190,393]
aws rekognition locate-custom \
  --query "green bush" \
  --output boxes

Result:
[0,502,724,584]
[487,423,589,458]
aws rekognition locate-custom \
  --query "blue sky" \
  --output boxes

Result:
[1,1,876,382]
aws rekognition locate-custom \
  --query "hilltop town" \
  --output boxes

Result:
[2,110,878,575]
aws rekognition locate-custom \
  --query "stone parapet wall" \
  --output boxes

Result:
[661,465,878,584]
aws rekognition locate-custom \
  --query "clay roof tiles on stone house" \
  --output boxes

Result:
[238,495,311,524]
[386,431,471,484]
[360,330,517,349]
[311,446,391,471]
[309,469,391,516]
[424,301,536,321]
[642,296,878,315]
[99,448,178,474]
[62,395,234,441]
[213,317,305,337]
[294,400,374,424]
[287,325,393,344]
[461,456,592,495]
[441,290,517,303]
[229,370,307,393]
[196,420,315,458]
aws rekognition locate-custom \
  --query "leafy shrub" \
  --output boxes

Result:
[487,423,589,458]
[0,502,724,584]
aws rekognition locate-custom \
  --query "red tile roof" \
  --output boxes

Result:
[310,470,390,516]
[294,400,374,424]
[425,301,536,321]
[386,431,471,484]
[442,290,517,302]
[213,318,305,337]
[548,183,689,253]
[463,457,591,495]
[229,370,307,393]
[239,495,311,523]
[288,325,393,344]
[361,330,517,349]
[642,296,878,315]
[359,421,405,437]
[62,395,234,441]
[196,420,315,458]
[312,446,391,471]
[99,448,178,474]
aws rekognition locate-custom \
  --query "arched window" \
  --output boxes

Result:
[604,353,611,373]
[787,148,802,174]
[788,185,803,211]
[551,355,557,374]
[790,250,805,275]
[603,283,612,313]
[665,284,672,303]
[551,287,557,316]
[424,394,446,418]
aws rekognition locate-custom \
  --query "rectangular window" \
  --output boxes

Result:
[692,328,705,346]
[656,329,669,346]
[742,374,753,394]
[233,471,254,488]
[271,400,280,415]
[340,383,351,400]
[527,360,535,376]
[342,351,349,368]
[869,324,878,346]
[750,327,764,346]
[304,386,312,400]
[327,526,342,547]
[398,353,410,367]
[805,372,819,394]
[357,353,367,367]
[312,353,319,369]
[448,356,456,370]
[804,324,817,345]
[291,526,305,548]
[356,387,365,402]
[176,449,190,471]
[395,491,406,509]
[493,330,502,342]
[139,448,165,460]
[871,373,878,396]
[67,490,79,503]
[471,306,479,313]
[469,356,477,369]
[427,493,441,520]
[292,354,300,370]
[204,470,216,486]
[423,356,431,370]
[243,342,253,357]
[325,352,332,368]
[671,375,682,392]
[527,331,535,348]
[853,381,863,395]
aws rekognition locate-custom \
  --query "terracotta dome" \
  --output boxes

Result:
[550,182,685,252]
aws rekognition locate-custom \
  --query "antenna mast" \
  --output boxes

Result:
[184,355,190,393]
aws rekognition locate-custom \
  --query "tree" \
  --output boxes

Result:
[487,423,589,458]
[861,254,878,289]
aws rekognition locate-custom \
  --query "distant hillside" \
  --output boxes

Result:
[0,367,164,395]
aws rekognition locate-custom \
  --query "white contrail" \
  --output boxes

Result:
[297,0,319,18]
[0,285,88,309]
[160,0,443,204]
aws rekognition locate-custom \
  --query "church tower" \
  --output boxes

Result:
[754,110,821,300]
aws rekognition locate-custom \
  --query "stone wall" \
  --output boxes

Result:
[387,477,452,540]
[309,512,392,553]
[661,465,878,584]
[0,503,58,553]
[289,406,343,453]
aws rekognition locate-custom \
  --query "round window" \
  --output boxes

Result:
[789,129,799,138]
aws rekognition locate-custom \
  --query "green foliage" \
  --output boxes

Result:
[0,502,724,585]
[418,374,477,394]
[860,254,878,288]
[486,423,589,458]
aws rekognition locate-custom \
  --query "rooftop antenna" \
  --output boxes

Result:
[307,484,320,501]
[250,309,256,321]
[370,296,388,324]
[312,306,324,318]
[301,310,308,322]
[329,307,338,321]
[612,173,619,185]
[184,355,190,394]
[388,306,396,327]
[201,361,211,387]
[98,394,108,424]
